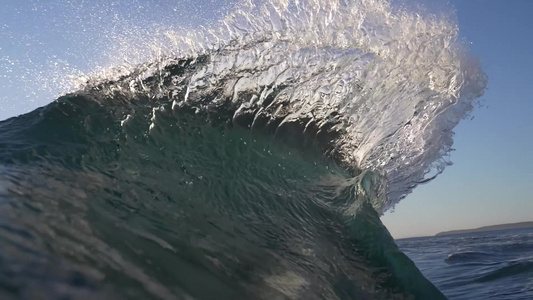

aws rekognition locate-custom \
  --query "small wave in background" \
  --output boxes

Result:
[398,227,533,299]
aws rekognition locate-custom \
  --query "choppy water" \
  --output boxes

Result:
[0,0,488,299]
[398,227,533,300]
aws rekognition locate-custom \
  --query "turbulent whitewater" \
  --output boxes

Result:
[0,0,486,299]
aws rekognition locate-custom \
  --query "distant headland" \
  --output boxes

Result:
[436,221,533,236]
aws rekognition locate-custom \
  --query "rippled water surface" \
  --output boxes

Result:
[397,227,533,300]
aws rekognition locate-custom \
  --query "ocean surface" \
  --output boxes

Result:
[0,0,490,299]
[398,227,533,300]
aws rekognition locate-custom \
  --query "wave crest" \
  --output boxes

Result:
[76,0,487,212]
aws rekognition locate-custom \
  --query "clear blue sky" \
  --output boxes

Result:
[0,0,230,119]
[1,1,532,239]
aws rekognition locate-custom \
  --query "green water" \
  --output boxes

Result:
[0,95,444,299]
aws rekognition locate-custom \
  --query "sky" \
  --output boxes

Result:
[1,0,532,239]
[382,0,533,238]
[0,0,232,119]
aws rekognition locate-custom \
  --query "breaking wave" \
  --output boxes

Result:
[0,0,486,299]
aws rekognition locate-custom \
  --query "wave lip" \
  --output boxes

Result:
[77,0,486,212]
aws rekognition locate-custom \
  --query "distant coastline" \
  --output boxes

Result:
[436,221,533,236]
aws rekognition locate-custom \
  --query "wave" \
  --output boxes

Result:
[0,94,446,299]
[0,0,486,299]
[75,0,486,212]
[445,251,496,264]
[473,261,533,283]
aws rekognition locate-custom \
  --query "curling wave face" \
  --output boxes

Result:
[77,0,486,211]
